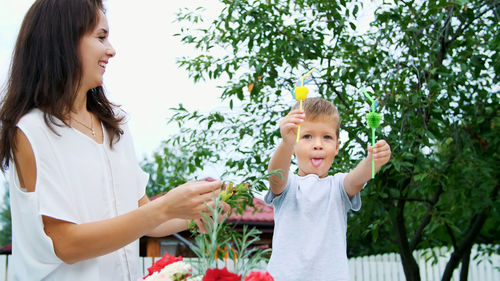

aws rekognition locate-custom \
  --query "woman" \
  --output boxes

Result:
[0,0,221,280]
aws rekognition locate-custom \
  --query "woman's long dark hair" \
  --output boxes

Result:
[0,0,124,171]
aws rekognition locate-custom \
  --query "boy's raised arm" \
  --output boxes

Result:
[268,109,305,195]
[344,140,391,198]
[268,142,294,195]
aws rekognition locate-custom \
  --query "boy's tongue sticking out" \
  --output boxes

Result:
[311,158,323,167]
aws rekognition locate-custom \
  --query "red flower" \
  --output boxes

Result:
[144,252,183,278]
[203,268,241,281]
[244,271,274,281]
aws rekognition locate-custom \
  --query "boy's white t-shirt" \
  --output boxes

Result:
[8,109,148,281]
[264,173,361,281]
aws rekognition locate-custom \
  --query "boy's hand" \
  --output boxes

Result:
[280,109,305,146]
[367,140,391,169]
[344,140,391,196]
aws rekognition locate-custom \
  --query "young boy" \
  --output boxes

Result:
[264,97,391,281]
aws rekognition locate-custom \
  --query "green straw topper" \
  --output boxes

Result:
[360,88,381,179]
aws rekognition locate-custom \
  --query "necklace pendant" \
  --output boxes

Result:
[91,130,96,137]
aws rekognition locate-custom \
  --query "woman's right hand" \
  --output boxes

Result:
[155,180,223,220]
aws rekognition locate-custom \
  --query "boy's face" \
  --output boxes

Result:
[294,117,339,178]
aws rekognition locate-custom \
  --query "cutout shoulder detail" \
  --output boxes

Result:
[13,128,37,192]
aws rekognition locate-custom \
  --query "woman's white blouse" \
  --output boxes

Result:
[8,109,148,281]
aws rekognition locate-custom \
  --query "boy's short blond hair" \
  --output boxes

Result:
[293,97,341,138]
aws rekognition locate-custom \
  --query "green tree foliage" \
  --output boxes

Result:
[154,1,499,280]
[141,141,201,197]
[0,185,11,247]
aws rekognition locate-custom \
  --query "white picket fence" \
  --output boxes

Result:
[0,245,498,280]
[347,245,499,281]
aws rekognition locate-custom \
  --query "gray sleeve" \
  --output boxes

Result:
[263,189,275,205]
[264,174,294,207]
[336,173,362,212]
[348,193,362,212]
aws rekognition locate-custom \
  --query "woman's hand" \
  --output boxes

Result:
[155,180,223,221]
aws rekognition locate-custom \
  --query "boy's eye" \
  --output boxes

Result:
[303,134,312,139]
[324,135,333,140]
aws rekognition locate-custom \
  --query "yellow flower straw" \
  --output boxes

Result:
[294,68,315,143]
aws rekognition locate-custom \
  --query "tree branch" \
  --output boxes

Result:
[444,222,458,248]
[409,185,444,250]
[393,175,421,281]
[446,4,493,45]
[409,146,458,250]
[324,58,349,110]
[459,245,472,281]
[441,183,499,281]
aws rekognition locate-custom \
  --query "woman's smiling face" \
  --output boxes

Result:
[78,10,116,91]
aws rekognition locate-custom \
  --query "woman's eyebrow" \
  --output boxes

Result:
[97,28,108,34]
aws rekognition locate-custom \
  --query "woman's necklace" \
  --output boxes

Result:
[72,113,96,137]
